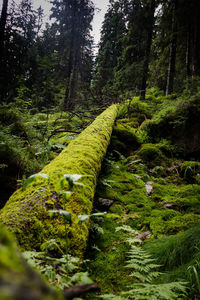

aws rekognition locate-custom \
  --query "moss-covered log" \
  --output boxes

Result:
[0,105,118,256]
[0,225,62,300]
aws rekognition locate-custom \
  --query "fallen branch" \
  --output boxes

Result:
[64,284,100,299]
[48,129,81,141]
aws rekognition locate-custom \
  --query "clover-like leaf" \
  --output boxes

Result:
[61,191,73,200]
[60,174,82,189]
[48,209,71,224]
[78,214,90,223]
[91,212,107,217]
[59,210,72,223]
[48,210,58,218]
[22,173,49,190]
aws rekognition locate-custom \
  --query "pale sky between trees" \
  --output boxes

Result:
[0,0,109,46]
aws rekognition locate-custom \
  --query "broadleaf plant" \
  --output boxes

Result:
[22,173,49,190]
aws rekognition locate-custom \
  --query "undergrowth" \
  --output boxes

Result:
[102,226,187,299]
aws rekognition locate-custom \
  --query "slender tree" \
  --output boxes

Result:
[166,0,178,96]
[93,0,127,101]
[140,0,156,100]
[0,0,8,60]
[51,0,94,110]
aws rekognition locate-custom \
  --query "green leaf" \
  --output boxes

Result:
[59,210,72,223]
[22,173,49,190]
[22,176,36,190]
[61,191,73,200]
[60,174,82,189]
[91,212,107,217]
[74,182,84,186]
[78,215,90,222]
[105,213,120,219]
[37,173,50,180]
[48,210,59,218]
[48,209,71,224]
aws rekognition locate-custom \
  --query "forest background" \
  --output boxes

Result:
[1,0,200,299]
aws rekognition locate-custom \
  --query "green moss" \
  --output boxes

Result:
[87,158,152,292]
[109,122,141,156]
[136,143,168,168]
[139,95,200,156]
[0,225,62,299]
[118,117,140,128]
[88,216,131,293]
[152,182,200,213]
[180,161,200,183]
[0,105,119,257]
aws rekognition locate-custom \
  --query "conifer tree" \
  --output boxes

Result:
[50,0,94,110]
[93,0,127,102]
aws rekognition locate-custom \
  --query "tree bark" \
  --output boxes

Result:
[186,23,191,79]
[0,0,8,60]
[64,0,84,111]
[166,0,178,96]
[140,0,156,100]
[192,7,200,77]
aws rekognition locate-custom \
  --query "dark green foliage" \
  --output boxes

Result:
[180,161,200,183]
[102,226,187,299]
[23,248,93,290]
[0,225,62,300]
[144,225,200,298]
[140,94,200,157]
[0,0,44,103]
[110,123,141,156]
[92,0,127,102]
[50,0,94,109]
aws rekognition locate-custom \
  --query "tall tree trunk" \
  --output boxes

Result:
[64,0,84,111]
[166,0,178,96]
[0,0,8,60]
[192,7,200,77]
[64,4,76,110]
[186,23,191,79]
[140,0,155,100]
[0,0,9,103]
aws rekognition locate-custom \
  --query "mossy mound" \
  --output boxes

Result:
[0,105,118,257]
[135,143,168,168]
[117,97,152,125]
[180,161,200,183]
[0,106,28,137]
[0,224,61,300]
[109,122,141,156]
[140,96,200,156]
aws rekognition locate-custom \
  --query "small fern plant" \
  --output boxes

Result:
[103,225,187,300]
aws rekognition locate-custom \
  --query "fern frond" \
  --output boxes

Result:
[108,225,188,299]
[123,282,187,299]
[129,271,150,282]
[116,225,138,236]
[102,294,125,299]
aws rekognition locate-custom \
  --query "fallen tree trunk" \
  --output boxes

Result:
[0,224,100,299]
[0,225,62,300]
[0,105,118,257]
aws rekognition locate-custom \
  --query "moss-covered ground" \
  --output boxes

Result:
[2,93,200,298]
[0,224,62,299]
[85,95,200,298]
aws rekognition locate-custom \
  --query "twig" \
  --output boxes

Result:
[48,129,81,141]
[64,283,100,300]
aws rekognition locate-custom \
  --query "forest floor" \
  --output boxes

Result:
[1,91,200,299]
